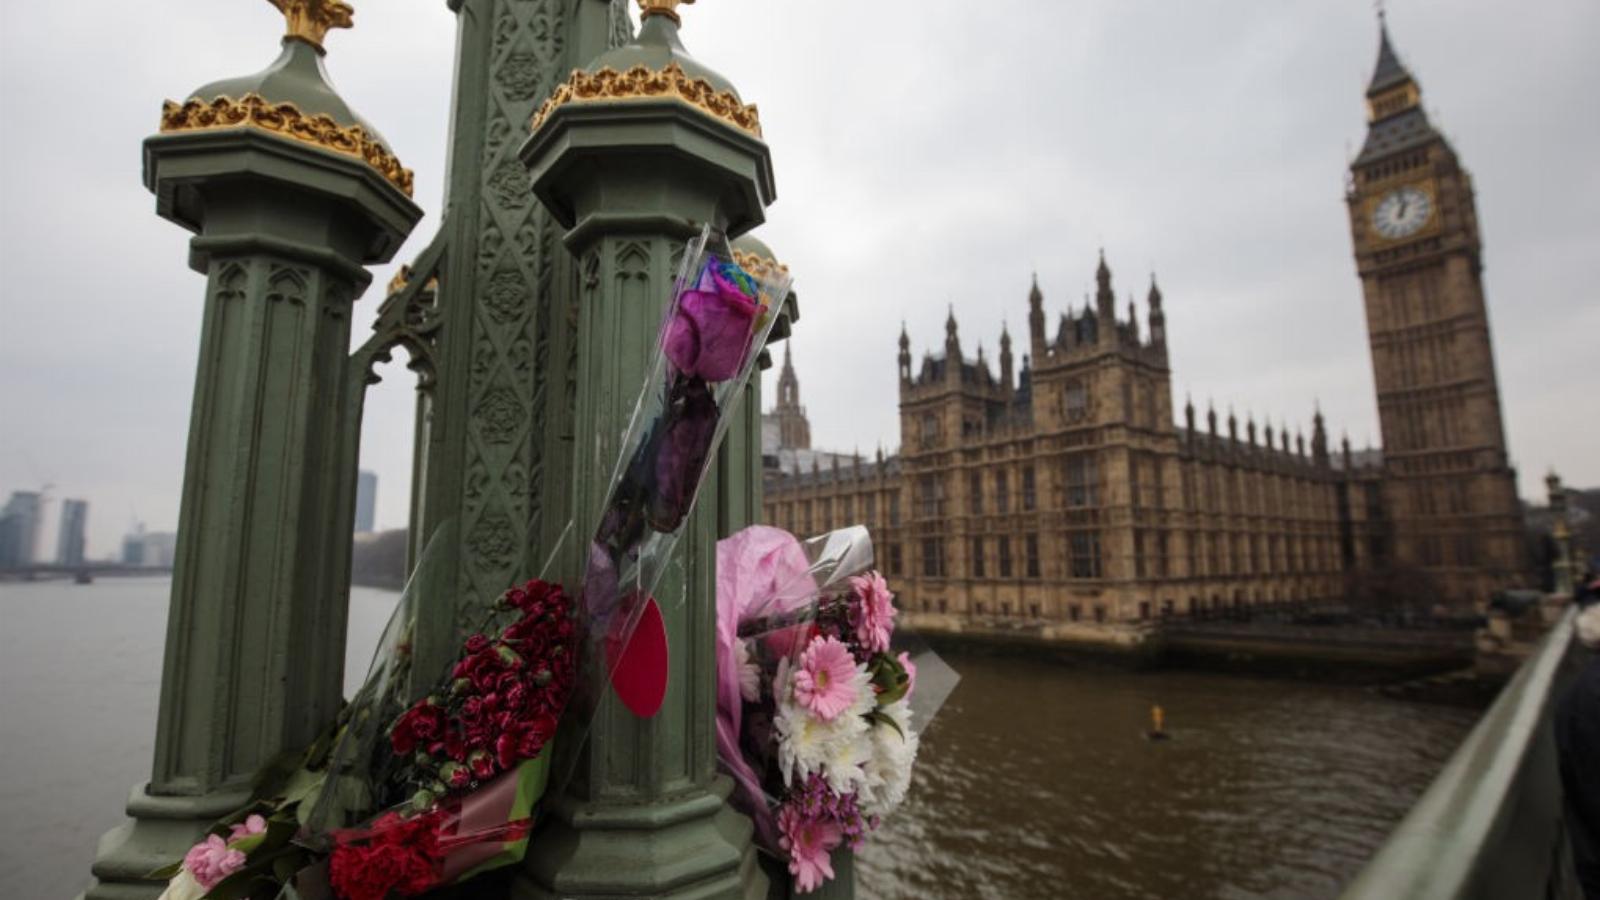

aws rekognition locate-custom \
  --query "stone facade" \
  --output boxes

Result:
[763,22,1526,623]
[765,258,1365,622]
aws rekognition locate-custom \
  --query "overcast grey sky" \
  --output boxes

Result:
[1,1,1596,559]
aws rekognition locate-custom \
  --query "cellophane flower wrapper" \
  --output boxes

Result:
[282,523,580,900]
[713,525,959,894]
[558,225,793,781]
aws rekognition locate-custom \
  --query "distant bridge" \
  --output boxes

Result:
[0,564,173,584]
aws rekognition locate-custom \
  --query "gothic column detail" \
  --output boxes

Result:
[85,15,421,898]
[514,4,775,896]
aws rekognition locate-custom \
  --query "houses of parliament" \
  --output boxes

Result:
[761,20,1528,624]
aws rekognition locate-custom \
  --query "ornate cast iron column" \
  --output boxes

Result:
[398,0,633,689]
[515,2,774,896]
[85,5,421,898]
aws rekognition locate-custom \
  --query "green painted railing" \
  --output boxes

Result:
[1340,607,1584,900]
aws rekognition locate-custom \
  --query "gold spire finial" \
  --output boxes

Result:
[270,0,354,51]
[638,0,695,26]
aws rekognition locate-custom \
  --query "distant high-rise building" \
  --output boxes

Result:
[122,531,146,566]
[0,491,43,567]
[355,470,378,534]
[142,532,178,568]
[57,499,89,566]
[121,523,177,569]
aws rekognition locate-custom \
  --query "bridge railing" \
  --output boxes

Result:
[1339,605,1584,900]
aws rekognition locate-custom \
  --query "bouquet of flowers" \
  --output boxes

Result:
[322,577,575,900]
[154,573,577,900]
[574,226,792,724]
[715,525,955,894]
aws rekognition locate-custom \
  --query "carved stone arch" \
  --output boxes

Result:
[266,265,309,305]
[214,262,249,304]
[615,240,650,274]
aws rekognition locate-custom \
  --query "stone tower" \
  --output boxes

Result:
[774,343,811,449]
[1346,15,1525,602]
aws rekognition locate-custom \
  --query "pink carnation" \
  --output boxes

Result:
[847,571,896,653]
[183,834,247,890]
[791,636,863,722]
[778,800,842,893]
[897,651,918,702]
[228,814,266,842]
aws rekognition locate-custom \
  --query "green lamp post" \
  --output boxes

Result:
[515,1,775,895]
[84,3,421,897]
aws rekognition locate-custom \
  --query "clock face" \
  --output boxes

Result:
[1372,185,1433,240]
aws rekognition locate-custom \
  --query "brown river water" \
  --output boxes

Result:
[0,579,1477,900]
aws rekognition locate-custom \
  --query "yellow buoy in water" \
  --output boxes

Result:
[1146,703,1170,741]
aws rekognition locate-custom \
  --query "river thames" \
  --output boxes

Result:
[0,578,1478,899]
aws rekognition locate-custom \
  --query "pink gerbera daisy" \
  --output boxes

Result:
[791,636,864,722]
[778,801,842,893]
[847,571,897,653]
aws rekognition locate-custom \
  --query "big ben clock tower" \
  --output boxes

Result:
[1347,15,1525,603]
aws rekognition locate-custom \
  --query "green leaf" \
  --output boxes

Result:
[145,860,183,881]
[280,767,324,807]
[866,708,905,741]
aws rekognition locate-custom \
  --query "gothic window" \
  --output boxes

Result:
[888,492,902,526]
[1134,530,1147,578]
[1421,536,1443,566]
[802,501,813,534]
[1064,453,1098,507]
[920,413,939,448]
[998,536,1013,578]
[971,537,986,578]
[969,471,983,515]
[889,543,903,575]
[1025,534,1040,579]
[921,538,946,578]
[1156,531,1170,578]
[917,476,941,518]
[839,496,852,522]
[995,471,1010,514]
[1022,466,1037,511]
[1064,380,1088,423]
[1070,532,1102,579]
[864,494,877,522]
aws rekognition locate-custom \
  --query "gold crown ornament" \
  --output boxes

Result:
[270,0,355,50]
[638,0,695,25]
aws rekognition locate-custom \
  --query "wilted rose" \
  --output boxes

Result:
[648,378,719,532]
[662,262,759,382]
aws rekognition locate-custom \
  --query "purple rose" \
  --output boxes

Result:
[649,378,719,532]
[662,264,759,382]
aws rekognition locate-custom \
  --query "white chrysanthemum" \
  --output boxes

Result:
[820,725,872,796]
[858,699,919,818]
[774,656,871,787]
[736,638,761,703]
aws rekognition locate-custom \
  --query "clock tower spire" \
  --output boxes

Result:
[1346,14,1525,603]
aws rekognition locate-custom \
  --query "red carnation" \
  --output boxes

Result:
[328,811,445,900]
